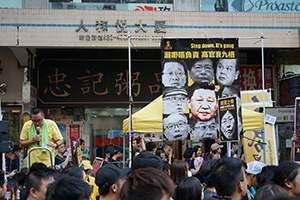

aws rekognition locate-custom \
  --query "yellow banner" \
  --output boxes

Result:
[241,90,272,111]
[243,123,278,165]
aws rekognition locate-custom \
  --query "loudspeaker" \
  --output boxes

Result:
[0,120,12,153]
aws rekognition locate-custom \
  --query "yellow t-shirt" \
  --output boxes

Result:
[20,119,63,168]
[86,175,100,200]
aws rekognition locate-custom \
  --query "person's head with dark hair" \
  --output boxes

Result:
[62,166,86,181]
[170,160,188,185]
[162,143,171,156]
[25,164,56,200]
[46,175,92,200]
[12,172,26,188]
[146,142,156,153]
[189,58,214,84]
[79,139,85,150]
[183,148,195,160]
[30,107,45,128]
[216,58,239,86]
[30,107,44,116]
[95,164,128,199]
[175,177,202,200]
[155,148,165,159]
[162,161,171,176]
[120,167,175,200]
[274,161,300,197]
[193,145,202,158]
[253,184,287,200]
[256,165,276,188]
[210,157,247,199]
[188,82,217,121]
[162,59,187,88]
[132,151,163,171]
[272,196,300,200]
[0,170,7,200]
[199,160,216,188]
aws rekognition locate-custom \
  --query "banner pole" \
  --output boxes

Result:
[261,32,267,165]
[227,142,231,157]
[128,31,132,168]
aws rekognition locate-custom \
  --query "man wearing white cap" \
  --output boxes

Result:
[163,87,188,115]
[242,161,266,200]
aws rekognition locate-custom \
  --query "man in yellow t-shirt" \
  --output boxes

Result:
[20,107,63,168]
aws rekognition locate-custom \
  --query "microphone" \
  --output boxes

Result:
[36,126,40,146]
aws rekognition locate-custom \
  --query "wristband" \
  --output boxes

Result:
[55,142,59,148]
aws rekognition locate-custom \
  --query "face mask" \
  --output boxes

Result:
[188,171,192,177]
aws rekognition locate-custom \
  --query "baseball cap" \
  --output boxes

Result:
[245,161,266,175]
[95,164,129,194]
[114,146,128,154]
[82,160,93,170]
[105,147,115,155]
[210,143,224,151]
[163,87,187,98]
[131,151,163,171]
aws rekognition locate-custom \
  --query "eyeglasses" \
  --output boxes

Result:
[163,71,185,77]
[32,118,43,123]
[165,121,187,130]
[192,64,213,72]
[194,124,216,131]
[164,97,187,103]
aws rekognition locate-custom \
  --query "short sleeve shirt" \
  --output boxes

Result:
[20,119,63,167]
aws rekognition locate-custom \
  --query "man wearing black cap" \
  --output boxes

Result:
[95,164,129,200]
[102,147,114,167]
[131,151,162,171]
[110,146,123,169]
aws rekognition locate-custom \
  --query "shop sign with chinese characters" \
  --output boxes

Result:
[38,60,161,105]
[95,137,128,146]
[239,66,274,99]
[75,19,167,42]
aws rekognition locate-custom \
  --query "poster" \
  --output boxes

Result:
[68,124,83,165]
[161,38,241,141]
[294,97,300,162]
[219,96,239,141]
[89,157,104,177]
[243,123,278,165]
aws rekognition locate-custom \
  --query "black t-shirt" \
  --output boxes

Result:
[55,155,72,167]
[110,158,120,169]
[185,159,195,170]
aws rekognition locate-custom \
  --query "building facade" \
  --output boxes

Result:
[1,0,300,162]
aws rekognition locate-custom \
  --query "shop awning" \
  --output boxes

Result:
[122,95,264,133]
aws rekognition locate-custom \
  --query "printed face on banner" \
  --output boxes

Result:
[163,114,189,140]
[188,88,217,121]
[189,59,214,83]
[161,39,241,141]
[219,97,239,142]
[190,117,217,140]
[162,61,187,88]
[221,110,236,139]
[216,59,239,86]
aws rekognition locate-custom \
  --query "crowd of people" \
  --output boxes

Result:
[1,107,300,200]
[2,135,300,200]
